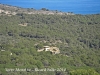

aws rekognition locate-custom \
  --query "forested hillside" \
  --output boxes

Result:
[0,5,100,75]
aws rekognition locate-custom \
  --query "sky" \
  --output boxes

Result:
[0,0,100,14]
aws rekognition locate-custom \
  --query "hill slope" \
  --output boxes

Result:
[0,4,100,75]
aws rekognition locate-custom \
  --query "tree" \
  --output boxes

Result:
[70,69,100,75]
[41,8,49,11]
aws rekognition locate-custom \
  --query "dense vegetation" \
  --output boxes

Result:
[0,11,100,75]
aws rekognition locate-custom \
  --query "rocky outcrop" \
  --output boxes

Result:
[18,23,28,26]
[0,4,75,15]
[37,46,60,54]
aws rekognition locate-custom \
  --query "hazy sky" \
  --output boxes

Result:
[0,0,100,14]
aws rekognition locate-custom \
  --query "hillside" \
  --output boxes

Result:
[0,4,100,75]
